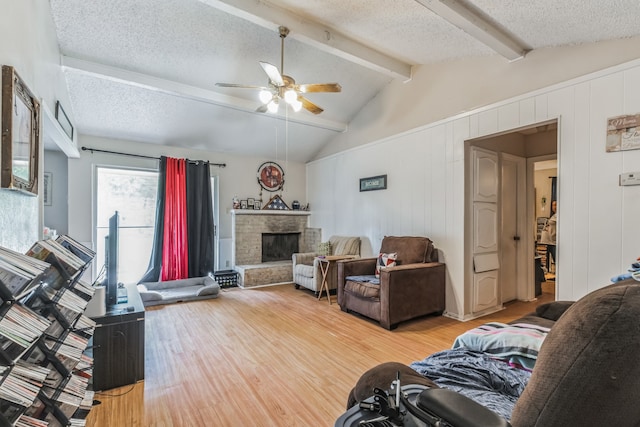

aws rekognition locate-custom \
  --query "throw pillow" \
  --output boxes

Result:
[317,241,332,256]
[376,252,398,278]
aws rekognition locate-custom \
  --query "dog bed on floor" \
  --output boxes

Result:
[137,275,220,306]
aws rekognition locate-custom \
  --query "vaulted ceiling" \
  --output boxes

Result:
[48,0,640,162]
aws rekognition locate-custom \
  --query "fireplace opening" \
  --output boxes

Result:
[262,232,300,262]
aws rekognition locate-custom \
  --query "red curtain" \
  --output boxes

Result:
[161,157,189,281]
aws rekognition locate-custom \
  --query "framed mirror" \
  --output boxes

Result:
[1,65,40,195]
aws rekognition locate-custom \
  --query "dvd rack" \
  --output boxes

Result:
[0,236,96,427]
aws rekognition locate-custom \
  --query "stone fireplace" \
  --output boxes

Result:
[231,210,318,287]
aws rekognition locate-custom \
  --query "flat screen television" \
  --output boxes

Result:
[104,211,119,307]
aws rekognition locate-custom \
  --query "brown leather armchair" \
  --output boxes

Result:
[337,236,445,330]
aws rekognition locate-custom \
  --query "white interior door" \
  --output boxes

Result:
[471,147,500,313]
[501,156,519,302]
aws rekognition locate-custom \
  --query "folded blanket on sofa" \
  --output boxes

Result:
[452,322,550,370]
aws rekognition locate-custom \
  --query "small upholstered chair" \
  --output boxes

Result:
[337,236,445,330]
[292,236,361,294]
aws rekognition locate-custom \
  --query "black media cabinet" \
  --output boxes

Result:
[91,283,145,391]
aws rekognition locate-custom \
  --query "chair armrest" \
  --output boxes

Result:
[339,257,378,277]
[292,252,318,266]
[416,388,511,427]
[378,262,446,329]
[534,300,574,321]
[380,262,444,277]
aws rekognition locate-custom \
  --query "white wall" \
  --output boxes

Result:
[308,58,640,318]
[0,0,73,251]
[43,150,69,235]
[68,134,307,275]
[317,36,640,160]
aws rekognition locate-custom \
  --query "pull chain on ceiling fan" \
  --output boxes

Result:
[216,26,341,115]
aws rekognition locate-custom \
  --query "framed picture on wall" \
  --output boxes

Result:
[1,65,40,195]
[55,101,74,140]
[43,172,52,206]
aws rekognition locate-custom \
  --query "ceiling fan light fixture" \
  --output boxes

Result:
[259,89,273,104]
[290,99,302,112]
[267,99,279,113]
[215,26,340,115]
[284,89,298,104]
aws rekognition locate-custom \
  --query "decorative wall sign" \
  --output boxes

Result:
[359,174,387,192]
[606,113,640,152]
[257,161,284,192]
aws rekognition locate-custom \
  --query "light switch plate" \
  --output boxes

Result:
[620,172,640,186]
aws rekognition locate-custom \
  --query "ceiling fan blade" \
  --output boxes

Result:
[215,83,269,90]
[297,83,342,93]
[299,96,324,115]
[259,61,285,87]
[255,104,268,113]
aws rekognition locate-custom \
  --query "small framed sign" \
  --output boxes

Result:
[359,174,387,192]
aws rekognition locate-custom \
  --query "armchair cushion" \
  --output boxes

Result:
[330,236,361,256]
[345,279,381,299]
[379,236,435,264]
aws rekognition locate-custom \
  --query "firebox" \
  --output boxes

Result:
[262,232,300,262]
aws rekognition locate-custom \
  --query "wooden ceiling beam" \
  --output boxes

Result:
[198,0,413,80]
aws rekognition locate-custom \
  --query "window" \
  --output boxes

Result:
[96,166,158,284]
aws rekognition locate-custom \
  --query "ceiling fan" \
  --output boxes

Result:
[215,26,341,115]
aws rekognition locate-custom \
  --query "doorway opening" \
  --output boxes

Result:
[466,120,558,316]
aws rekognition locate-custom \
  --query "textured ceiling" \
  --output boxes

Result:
[47,0,640,162]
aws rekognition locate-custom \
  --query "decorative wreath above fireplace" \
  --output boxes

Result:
[257,161,284,192]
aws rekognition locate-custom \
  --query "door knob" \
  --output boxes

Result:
[513,236,521,241]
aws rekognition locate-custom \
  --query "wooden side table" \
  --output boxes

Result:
[316,255,355,304]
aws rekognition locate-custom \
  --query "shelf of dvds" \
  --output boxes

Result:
[0,235,96,427]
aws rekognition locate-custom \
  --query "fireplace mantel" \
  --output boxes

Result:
[231,209,310,216]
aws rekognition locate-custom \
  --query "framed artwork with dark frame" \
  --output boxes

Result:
[1,65,40,195]
[359,174,387,192]
[247,198,255,209]
[43,172,52,206]
[55,100,73,140]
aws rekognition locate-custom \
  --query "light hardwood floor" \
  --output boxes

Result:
[86,284,553,427]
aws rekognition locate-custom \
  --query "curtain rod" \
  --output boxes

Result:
[81,146,226,168]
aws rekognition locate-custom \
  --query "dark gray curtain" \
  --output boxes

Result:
[139,157,167,283]
[186,160,215,277]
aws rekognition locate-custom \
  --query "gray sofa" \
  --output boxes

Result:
[137,275,220,306]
